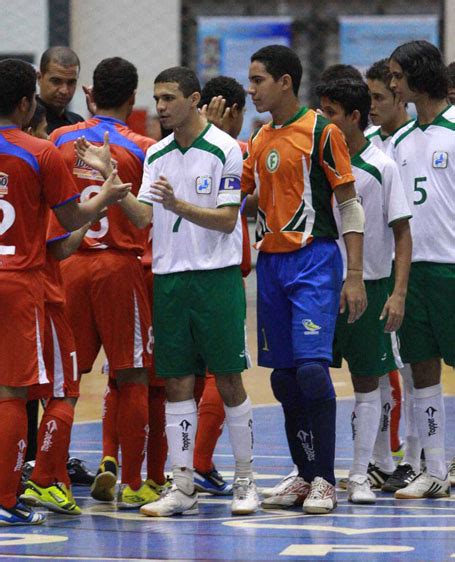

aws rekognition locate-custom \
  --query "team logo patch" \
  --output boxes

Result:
[265,149,280,173]
[73,157,105,181]
[433,151,448,168]
[196,175,212,194]
[0,172,8,196]
[303,319,321,336]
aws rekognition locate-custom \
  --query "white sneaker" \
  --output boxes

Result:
[140,485,198,517]
[303,477,337,514]
[347,476,376,504]
[231,478,260,515]
[262,476,310,509]
[395,472,450,499]
[261,467,298,498]
[449,458,455,486]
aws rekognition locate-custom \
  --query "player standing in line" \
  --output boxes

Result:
[0,58,130,526]
[242,45,366,514]
[317,78,412,504]
[51,57,157,509]
[75,66,258,517]
[387,40,455,499]
[191,75,252,496]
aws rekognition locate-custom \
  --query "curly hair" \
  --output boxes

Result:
[200,76,245,110]
[366,59,392,88]
[390,40,448,99]
[93,57,138,109]
[0,59,36,117]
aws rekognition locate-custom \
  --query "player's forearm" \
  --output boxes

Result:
[392,219,412,297]
[48,225,90,261]
[119,194,152,228]
[173,199,238,233]
[343,232,364,277]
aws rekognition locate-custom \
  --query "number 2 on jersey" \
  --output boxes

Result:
[0,199,16,255]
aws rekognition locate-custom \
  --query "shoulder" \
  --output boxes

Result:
[145,134,177,165]
[50,119,93,144]
[390,119,417,148]
[365,125,381,140]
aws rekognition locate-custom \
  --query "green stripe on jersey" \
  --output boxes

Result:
[192,137,226,164]
[394,122,418,147]
[148,140,179,165]
[351,143,382,184]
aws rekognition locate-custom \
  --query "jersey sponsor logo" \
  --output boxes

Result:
[302,319,321,335]
[196,175,212,194]
[220,176,240,191]
[265,149,280,173]
[73,157,105,181]
[0,172,8,196]
[432,151,448,168]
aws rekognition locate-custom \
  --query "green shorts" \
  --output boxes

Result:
[399,262,455,366]
[153,266,248,377]
[332,278,397,377]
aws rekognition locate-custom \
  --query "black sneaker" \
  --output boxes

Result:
[194,468,232,495]
[67,457,96,486]
[382,463,418,492]
[367,462,392,489]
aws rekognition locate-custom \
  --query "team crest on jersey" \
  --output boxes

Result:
[73,157,105,181]
[0,172,8,196]
[432,151,448,168]
[196,176,212,194]
[265,149,280,173]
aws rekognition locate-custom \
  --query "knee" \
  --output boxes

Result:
[270,368,298,407]
[296,361,335,401]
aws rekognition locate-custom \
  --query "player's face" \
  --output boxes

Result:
[38,62,79,111]
[319,97,352,137]
[367,79,399,127]
[154,82,194,130]
[248,61,285,114]
[389,59,414,103]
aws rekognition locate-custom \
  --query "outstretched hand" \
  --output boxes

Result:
[200,95,230,131]
[75,131,114,177]
[151,175,179,212]
[101,169,131,204]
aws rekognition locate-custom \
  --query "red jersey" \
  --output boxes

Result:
[44,213,69,305]
[0,126,79,271]
[50,116,155,255]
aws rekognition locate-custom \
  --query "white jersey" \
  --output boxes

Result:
[388,105,455,264]
[334,140,412,280]
[138,124,243,274]
[366,121,413,153]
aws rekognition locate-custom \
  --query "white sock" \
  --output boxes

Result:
[165,399,197,493]
[401,364,422,472]
[414,383,446,480]
[371,376,395,473]
[349,388,381,480]
[224,397,254,479]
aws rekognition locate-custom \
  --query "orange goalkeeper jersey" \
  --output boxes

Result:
[242,107,354,253]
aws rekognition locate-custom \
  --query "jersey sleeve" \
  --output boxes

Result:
[382,158,412,226]
[216,141,243,207]
[46,211,70,244]
[241,133,257,196]
[319,124,355,189]
[137,153,156,207]
[39,143,80,208]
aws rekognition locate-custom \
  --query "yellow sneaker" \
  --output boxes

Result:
[145,477,172,496]
[20,480,81,515]
[91,456,118,502]
[117,482,161,510]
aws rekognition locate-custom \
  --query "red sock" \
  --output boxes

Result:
[0,398,27,508]
[117,383,148,490]
[102,377,119,460]
[31,399,74,489]
[389,370,402,452]
[194,374,225,473]
[147,385,167,485]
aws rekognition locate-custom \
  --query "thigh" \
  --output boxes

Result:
[0,271,47,387]
[91,252,152,372]
[256,252,294,368]
[143,267,163,387]
[60,253,100,373]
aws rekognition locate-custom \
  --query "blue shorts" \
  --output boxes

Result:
[256,238,343,368]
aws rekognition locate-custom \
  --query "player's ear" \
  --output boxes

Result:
[281,74,293,92]
[129,89,137,106]
[191,91,201,108]
[230,103,239,118]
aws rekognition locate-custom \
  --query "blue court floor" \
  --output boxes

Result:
[2,398,455,562]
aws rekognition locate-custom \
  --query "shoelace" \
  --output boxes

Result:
[309,479,328,499]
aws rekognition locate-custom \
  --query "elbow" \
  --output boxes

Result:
[222,219,237,234]
[134,216,150,229]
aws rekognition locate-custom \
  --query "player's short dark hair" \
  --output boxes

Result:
[366,59,393,89]
[93,57,138,109]
[251,45,302,96]
[154,67,201,97]
[199,76,246,110]
[0,59,36,117]
[319,64,363,84]
[390,40,448,99]
[29,101,47,131]
[316,79,371,132]
[40,46,80,74]
[448,62,455,88]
